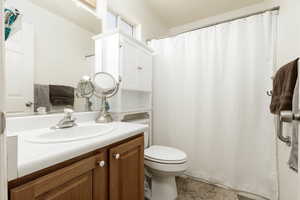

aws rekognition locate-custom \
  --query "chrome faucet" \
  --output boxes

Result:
[53,109,77,129]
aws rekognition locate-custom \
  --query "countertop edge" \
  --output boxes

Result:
[15,124,147,179]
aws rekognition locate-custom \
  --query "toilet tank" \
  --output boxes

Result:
[129,119,150,149]
[120,112,151,149]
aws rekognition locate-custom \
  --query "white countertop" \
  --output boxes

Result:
[15,122,147,178]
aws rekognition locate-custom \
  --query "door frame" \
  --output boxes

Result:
[0,0,8,199]
[298,59,300,200]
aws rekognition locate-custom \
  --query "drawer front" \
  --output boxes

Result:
[36,172,93,200]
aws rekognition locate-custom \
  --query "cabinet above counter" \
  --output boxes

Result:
[93,30,154,113]
[93,30,154,92]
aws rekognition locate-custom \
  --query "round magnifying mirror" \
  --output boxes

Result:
[93,72,118,97]
[92,72,120,123]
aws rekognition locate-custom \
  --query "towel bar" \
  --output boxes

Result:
[277,111,300,146]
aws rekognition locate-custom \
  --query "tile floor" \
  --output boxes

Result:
[176,177,253,200]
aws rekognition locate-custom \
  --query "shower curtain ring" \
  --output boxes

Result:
[266,90,273,96]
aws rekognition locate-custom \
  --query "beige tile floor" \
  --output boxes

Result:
[176,177,252,200]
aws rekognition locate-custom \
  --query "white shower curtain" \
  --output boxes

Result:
[151,11,278,199]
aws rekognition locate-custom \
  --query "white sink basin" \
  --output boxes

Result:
[22,123,115,144]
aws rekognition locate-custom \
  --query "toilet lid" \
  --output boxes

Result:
[145,145,187,164]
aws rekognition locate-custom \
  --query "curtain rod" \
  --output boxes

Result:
[149,6,280,41]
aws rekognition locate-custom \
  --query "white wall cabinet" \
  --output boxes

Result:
[93,31,153,113]
[121,42,152,92]
[94,31,153,92]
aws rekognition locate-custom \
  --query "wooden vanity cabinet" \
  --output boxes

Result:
[9,134,144,200]
[10,152,108,200]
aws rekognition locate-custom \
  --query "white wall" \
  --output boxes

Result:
[168,1,300,200]
[108,0,168,41]
[7,0,95,87]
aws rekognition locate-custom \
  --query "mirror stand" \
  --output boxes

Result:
[96,97,113,123]
[77,72,121,123]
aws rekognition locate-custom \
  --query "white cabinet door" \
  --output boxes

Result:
[137,50,152,92]
[121,41,138,90]
[5,23,34,113]
[121,40,152,92]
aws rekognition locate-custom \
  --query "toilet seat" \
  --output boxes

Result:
[145,145,187,164]
[144,145,188,200]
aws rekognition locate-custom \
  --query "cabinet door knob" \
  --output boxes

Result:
[137,66,143,70]
[113,153,120,160]
[97,160,106,167]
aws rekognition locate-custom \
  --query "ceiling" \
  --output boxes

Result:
[29,0,102,33]
[28,0,265,33]
[147,0,265,28]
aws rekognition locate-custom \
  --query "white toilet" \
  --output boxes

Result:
[144,145,188,200]
[133,120,188,200]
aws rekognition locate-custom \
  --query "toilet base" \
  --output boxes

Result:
[151,175,178,200]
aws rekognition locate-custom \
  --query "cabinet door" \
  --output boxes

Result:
[93,152,108,200]
[109,136,144,200]
[137,50,153,92]
[121,40,153,92]
[121,41,138,91]
[10,152,108,200]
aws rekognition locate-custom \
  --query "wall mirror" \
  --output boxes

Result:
[4,0,102,116]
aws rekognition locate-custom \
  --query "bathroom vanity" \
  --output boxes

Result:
[6,112,147,200]
[9,135,144,200]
